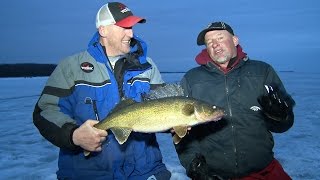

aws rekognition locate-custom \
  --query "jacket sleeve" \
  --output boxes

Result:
[33,59,81,151]
[146,57,165,89]
[263,65,295,133]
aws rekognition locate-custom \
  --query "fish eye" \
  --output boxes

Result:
[212,105,217,109]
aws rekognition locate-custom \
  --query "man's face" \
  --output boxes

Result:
[102,24,134,56]
[204,30,238,65]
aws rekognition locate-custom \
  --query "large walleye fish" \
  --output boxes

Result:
[84,84,224,156]
[96,96,223,143]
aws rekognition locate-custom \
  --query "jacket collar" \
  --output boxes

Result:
[195,45,247,73]
[87,32,148,64]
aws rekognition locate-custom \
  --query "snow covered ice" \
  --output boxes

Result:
[1,72,320,179]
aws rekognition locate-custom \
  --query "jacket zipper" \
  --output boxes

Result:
[85,97,100,121]
[92,100,100,121]
[225,75,238,176]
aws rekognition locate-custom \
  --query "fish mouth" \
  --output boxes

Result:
[195,110,224,122]
[210,113,224,122]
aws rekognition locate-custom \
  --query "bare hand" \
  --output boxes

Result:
[72,120,108,152]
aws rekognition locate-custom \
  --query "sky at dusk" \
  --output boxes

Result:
[0,0,320,73]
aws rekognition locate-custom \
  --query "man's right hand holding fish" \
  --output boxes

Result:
[72,120,108,153]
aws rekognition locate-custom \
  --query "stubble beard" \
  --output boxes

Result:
[214,52,231,64]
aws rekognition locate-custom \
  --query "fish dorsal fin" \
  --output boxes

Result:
[143,83,185,100]
[111,128,132,144]
[181,103,195,116]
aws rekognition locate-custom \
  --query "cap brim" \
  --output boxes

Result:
[197,27,234,46]
[197,28,215,46]
[115,16,146,28]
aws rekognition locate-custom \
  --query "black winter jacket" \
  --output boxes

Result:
[175,56,294,179]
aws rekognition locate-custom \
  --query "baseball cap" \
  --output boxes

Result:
[96,2,146,28]
[197,21,234,45]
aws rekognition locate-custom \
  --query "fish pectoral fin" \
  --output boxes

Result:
[172,125,190,144]
[173,126,188,138]
[173,134,182,144]
[111,128,132,144]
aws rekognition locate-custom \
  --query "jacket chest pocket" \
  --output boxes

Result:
[236,76,265,113]
[73,85,118,124]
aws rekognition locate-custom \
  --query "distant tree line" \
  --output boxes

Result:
[0,63,57,77]
[0,63,294,78]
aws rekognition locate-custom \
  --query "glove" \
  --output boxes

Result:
[187,153,224,180]
[258,84,295,121]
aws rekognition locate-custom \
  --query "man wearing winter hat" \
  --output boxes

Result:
[33,2,171,179]
[175,21,295,180]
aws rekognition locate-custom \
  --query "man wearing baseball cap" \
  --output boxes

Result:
[175,21,295,179]
[33,2,171,179]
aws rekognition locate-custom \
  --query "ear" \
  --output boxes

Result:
[98,26,106,37]
[232,35,239,46]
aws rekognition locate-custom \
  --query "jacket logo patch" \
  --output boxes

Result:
[250,106,261,111]
[80,62,94,73]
